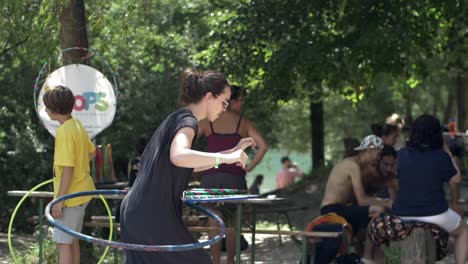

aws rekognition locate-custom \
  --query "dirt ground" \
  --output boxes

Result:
[0,232,36,264]
[0,232,458,264]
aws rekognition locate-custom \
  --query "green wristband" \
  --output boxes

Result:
[214,156,220,169]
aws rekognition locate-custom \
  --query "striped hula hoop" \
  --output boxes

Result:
[182,194,259,202]
[185,188,249,195]
[182,189,258,202]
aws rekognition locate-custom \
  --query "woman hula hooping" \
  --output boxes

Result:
[119,69,256,264]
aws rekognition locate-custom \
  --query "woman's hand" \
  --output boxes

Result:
[244,165,254,172]
[223,149,249,168]
[234,137,256,152]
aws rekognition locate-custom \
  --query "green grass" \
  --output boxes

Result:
[18,236,57,264]
[381,245,401,264]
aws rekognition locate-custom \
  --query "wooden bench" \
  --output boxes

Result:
[84,219,341,263]
[85,220,338,240]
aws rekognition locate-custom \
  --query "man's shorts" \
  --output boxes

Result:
[320,203,370,233]
[53,202,88,244]
[399,209,461,233]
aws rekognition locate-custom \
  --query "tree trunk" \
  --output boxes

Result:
[310,84,324,169]
[404,92,413,128]
[59,0,89,64]
[456,75,467,132]
[58,1,95,262]
[389,228,436,264]
[443,84,455,124]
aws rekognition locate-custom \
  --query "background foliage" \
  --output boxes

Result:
[0,0,466,232]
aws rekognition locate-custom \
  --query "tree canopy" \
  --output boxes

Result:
[0,0,466,230]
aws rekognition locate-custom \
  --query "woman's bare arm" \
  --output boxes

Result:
[243,119,268,172]
[170,127,249,169]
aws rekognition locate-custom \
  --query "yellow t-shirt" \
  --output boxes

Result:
[53,118,96,207]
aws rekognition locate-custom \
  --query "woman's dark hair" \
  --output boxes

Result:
[253,174,264,185]
[406,114,443,151]
[371,123,399,138]
[43,85,75,114]
[230,85,247,101]
[178,68,229,105]
[380,144,397,159]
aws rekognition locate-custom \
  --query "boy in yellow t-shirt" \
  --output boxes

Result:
[43,85,96,264]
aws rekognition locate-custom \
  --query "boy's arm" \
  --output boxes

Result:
[52,166,74,219]
[88,140,96,160]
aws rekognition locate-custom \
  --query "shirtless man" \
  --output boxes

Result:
[321,135,390,233]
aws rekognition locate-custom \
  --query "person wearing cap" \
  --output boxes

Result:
[320,135,390,232]
[276,156,304,189]
[319,135,390,264]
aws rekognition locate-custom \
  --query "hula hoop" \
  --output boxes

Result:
[182,189,258,202]
[8,180,113,264]
[182,194,259,203]
[45,190,226,251]
[185,188,249,195]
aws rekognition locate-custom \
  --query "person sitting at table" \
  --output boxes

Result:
[276,156,303,189]
[391,114,468,264]
[320,135,390,263]
[248,174,264,195]
[321,134,390,227]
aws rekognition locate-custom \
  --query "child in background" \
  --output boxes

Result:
[249,174,264,195]
[44,86,96,264]
[128,136,147,187]
[116,136,148,223]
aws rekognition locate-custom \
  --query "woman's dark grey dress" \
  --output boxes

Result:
[120,109,212,264]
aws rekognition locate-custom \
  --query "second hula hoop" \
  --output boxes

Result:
[8,180,113,264]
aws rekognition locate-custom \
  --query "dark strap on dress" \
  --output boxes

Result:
[235,116,242,134]
[209,115,243,134]
[209,122,215,134]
